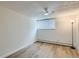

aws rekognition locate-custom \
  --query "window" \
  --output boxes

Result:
[37,18,56,30]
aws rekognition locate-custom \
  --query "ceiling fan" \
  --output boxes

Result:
[43,7,54,16]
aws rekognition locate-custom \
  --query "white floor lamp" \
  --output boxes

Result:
[71,19,75,49]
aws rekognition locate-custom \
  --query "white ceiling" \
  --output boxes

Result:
[0,1,79,19]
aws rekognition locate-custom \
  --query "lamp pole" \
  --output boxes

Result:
[71,20,75,49]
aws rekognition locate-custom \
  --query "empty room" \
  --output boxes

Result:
[0,1,79,58]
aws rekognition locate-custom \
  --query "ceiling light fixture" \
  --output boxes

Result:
[44,12,49,15]
[44,7,49,15]
[42,7,54,16]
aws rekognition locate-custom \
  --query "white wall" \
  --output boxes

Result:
[37,8,79,46]
[0,7,37,57]
[38,17,72,45]
[56,9,79,50]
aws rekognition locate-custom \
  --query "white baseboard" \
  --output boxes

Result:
[1,40,35,58]
[37,40,72,46]
[1,39,72,58]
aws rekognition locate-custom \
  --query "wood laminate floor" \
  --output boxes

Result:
[9,42,79,58]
